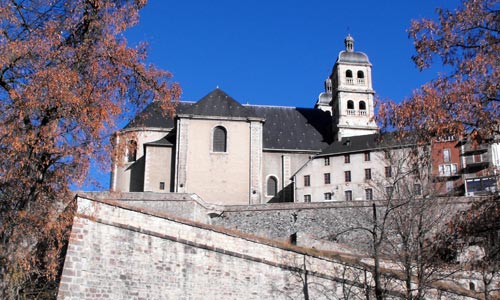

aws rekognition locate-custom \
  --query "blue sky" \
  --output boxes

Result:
[87,0,461,190]
[125,0,459,107]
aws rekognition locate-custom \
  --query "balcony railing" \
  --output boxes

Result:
[358,110,367,116]
[345,78,366,86]
[346,109,367,116]
[346,109,356,115]
[461,143,489,155]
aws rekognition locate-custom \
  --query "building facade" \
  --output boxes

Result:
[111,35,499,204]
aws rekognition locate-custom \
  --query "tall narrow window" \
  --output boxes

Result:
[304,175,311,187]
[213,126,227,152]
[346,70,353,78]
[364,151,371,161]
[267,176,278,196]
[443,149,451,163]
[345,190,352,201]
[365,168,372,180]
[344,154,351,163]
[365,188,373,200]
[324,157,330,166]
[324,192,332,200]
[359,101,366,110]
[324,173,331,184]
[357,70,364,79]
[385,166,392,178]
[127,140,137,162]
[345,171,351,182]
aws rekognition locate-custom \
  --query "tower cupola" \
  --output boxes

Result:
[344,34,354,52]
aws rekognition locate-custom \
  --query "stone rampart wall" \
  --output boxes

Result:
[58,195,477,300]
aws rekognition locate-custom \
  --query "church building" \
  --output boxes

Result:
[110,35,401,205]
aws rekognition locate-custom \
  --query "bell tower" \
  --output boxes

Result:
[328,35,378,140]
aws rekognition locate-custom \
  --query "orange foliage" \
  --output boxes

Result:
[0,0,180,298]
[378,0,499,142]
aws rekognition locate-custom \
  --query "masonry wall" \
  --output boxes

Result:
[59,197,378,300]
[59,195,480,300]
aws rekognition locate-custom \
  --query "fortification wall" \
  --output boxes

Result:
[58,197,370,299]
[58,195,476,300]
[79,192,475,255]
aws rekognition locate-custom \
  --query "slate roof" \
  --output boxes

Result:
[124,88,333,151]
[319,134,380,156]
[247,106,332,151]
[124,101,193,129]
[144,131,176,147]
[182,88,258,118]
[318,132,417,156]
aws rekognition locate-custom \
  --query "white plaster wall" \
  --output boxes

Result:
[295,150,406,202]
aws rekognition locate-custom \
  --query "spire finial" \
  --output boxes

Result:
[344,34,354,52]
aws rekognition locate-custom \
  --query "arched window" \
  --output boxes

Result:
[345,70,353,78]
[127,140,137,162]
[359,101,366,110]
[357,70,364,78]
[267,176,278,196]
[347,100,354,109]
[213,126,227,152]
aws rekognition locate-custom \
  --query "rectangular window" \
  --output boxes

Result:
[385,166,392,178]
[365,168,372,180]
[159,182,165,190]
[324,173,331,184]
[365,188,373,200]
[443,149,451,163]
[304,194,311,202]
[344,154,350,163]
[364,151,371,161]
[384,150,390,159]
[324,157,330,166]
[324,192,332,200]
[386,186,394,197]
[345,190,352,201]
[439,164,458,176]
[304,175,311,187]
[345,171,351,182]
[414,184,422,196]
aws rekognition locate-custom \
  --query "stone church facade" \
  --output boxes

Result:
[116,35,478,207]
[110,35,414,205]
